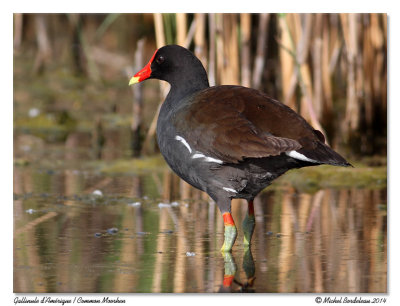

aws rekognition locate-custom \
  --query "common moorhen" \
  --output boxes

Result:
[129,45,351,252]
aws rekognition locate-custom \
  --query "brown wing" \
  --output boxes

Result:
[172,85,319,164]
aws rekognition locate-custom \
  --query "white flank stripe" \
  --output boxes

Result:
[192,153,205,159]
[286,150,318,163]
[175,135,192,153]
[175,137,224,164]
[192,153,223,164]
[223,187,237,193]
[204,157,224,164]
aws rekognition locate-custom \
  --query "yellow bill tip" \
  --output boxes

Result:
[129,76,140,86]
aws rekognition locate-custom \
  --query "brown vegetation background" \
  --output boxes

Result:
[13,13,387,159]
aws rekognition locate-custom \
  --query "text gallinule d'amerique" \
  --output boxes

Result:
[129,45,351,252]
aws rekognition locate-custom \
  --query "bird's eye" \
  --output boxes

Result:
[156,55,165,65]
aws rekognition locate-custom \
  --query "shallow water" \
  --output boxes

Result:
[13,132,387,293]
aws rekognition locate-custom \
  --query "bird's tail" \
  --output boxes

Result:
[297,141,352,167]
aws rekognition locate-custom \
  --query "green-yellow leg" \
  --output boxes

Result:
[243,200,255,247]
[220,212,237,252]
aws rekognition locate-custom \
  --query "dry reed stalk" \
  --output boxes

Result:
[328,14,340,65]
[374,51,385,108]
[321,15,333,115]
[183,17,196,48]
[162,169,172,202]
[290,13,302,46]
[130,39,145,130]
[141,102,163,155]
[278,15,296,110]
[381,15,388,114]
[153,13,167,56]
[362,17,374,131]
[179,180,192,200]
[72,14,101,81]
[340,13,359,137]
[313,38,323,120]
[176,13,187,46]
[175,14,193,198]
[312,14,323,120]
[215,14,224,84]
[171,173,180,199]
[328,38,342,75]
[154,13,166,50]
[295,14,313,120]
[327,13,343,122]
[370,13,384,49]
[370,14,386,111]
[129,39,145,156]
[382,13,387,43]
[221,14,240,85]
[240,13,251,87]
[208,13,216,86]
[252,13,269,89]
[162,13,174,45]
[355,50,365,138]
[380,14,387,99]
[231,199,242,223]
[282,14,327,140]
[33,14,52,74]
[141,14,168,155]
[357,14,386,152]
[194,13,207,68]
[282,14,302,113]
[14,13,23,49]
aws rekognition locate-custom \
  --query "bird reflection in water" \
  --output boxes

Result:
[218,249,256,293]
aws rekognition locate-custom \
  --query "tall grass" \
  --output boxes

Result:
[14,13,387,157]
